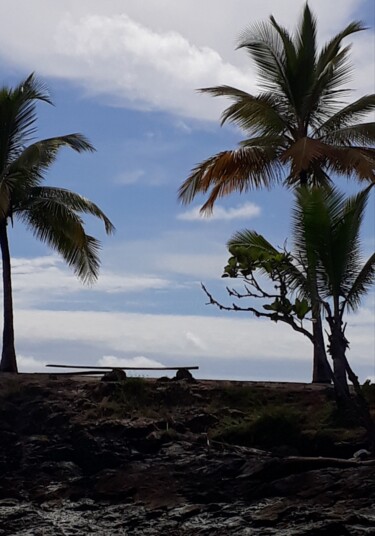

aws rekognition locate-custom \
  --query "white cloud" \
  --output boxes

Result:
[11,256,173,307]
[14,305,374,368]
[114,169,145,185]
[98,355,165,368]
[17,353,167,375]
[11,294,374,381]
[185,331,207,350]
[178,202,261,221]
[17,354,48,373]
[0,0,370,121]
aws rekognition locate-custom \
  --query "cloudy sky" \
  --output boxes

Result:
[0,0,374,381]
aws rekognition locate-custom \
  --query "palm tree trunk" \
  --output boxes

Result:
[312,315,331,383]
[0,219,17,372]
[343,355,375,452]
[328,324,350,398]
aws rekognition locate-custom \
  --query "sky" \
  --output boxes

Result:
[0,0,374,381]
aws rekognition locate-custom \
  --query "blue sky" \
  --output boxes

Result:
[0,0,374,381]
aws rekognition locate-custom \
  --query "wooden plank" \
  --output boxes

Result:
[46,364,199,370]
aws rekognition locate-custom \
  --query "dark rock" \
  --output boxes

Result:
[157,376,171,383]
[101,369,127,382]
[352,449,371,460]
[0,375,374,536]
[186,413,219,433]
[174,368,195,382]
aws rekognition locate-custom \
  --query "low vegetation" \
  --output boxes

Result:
[77,378,375,456]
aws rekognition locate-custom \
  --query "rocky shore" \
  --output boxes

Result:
[0,374,374,535]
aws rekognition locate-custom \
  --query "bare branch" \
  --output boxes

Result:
[201,283,314,341]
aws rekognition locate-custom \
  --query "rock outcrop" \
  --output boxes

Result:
[0,375,374,535]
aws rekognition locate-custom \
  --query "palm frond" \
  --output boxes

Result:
[240,135,288,148]
[292,186,346,298]
[1,134,96,211]
[237,21,294,104]
[178,147,283,211]
[0,74,52,170]
[269,16,297,68]
[319,122,375,146]
[305,46,354,127]
[282,138,375,184]
[324,190,366,296]
[17,202,101,283]
[295,4,317,64]
[228,229,279,254]
[315,95,375,135]
[324,146,375,182]
[221,92,292,136]
[316,21,365,78]
[9,134,95,175]
[292,185,373,302]
[344,253,375,311]
[201,86,290,134]
[281,137,330,180]
[293,3,317,116]
[18,186,115,235]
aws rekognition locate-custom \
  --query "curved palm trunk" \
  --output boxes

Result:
[0,219,17,372]
[326,307,350,402]
[328,319,375,451]
[312,315,332,383]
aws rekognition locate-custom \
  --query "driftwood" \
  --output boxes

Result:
[46,364,199,371]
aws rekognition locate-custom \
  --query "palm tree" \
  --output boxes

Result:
[225,185,374,390]
[292,185,375,392]
[178,3,375,382]
[293,185,375,447]
[0,74,115,373]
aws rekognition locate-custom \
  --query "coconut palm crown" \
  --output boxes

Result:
[178,3,375,212]
[0,74,115,372]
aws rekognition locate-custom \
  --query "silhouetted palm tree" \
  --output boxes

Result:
[0,74,114,373]
[292,185,374,392]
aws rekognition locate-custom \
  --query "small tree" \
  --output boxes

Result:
[0,74,115,373]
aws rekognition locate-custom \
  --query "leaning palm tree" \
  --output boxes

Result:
[178,3,375,382]
[0,74,115,373]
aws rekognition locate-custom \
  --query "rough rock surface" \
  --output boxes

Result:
[0,375,374,535]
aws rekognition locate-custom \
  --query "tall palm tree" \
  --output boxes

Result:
[0,74,115,373]
[178,3,375,382]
